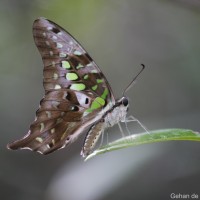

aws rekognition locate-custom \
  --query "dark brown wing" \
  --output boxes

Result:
[7,17,115,154]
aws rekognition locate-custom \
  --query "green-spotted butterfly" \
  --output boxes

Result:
[7,17,145,157]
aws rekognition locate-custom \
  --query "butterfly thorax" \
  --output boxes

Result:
[104,97,129,127]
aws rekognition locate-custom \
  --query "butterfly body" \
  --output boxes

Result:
[7,17,129,157]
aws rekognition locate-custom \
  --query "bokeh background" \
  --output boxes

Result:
[1,0,200,200]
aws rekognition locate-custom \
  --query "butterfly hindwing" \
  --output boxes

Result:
[7,17,115,154]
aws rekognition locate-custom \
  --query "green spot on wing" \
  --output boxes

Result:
[85,97,105,113]
[66,73,78,80]
[90,101,101,110]
[92,85,98,91]
[62,61,71,69]
[101,88,109,99]
[95,97,105,106]
[76,63,84,69]
[83,74,89,79]
[70,83,86,91]
[97,79,103,83]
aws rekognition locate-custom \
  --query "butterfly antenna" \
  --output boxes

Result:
[122,64,146,96]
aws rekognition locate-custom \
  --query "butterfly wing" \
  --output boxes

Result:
[7,17,115,154]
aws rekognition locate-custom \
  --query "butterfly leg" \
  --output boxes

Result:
[99,129,105,148]
[117,122,126,137]
[125,115,150,134]
[98,123,125,149]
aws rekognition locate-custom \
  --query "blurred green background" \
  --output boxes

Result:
[1,0,200,200]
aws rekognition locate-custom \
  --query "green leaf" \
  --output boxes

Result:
[85,129,200,161]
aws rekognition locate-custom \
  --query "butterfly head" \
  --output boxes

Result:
[121,96,129,107]
[115,96,129,113]
[117,96,129,110]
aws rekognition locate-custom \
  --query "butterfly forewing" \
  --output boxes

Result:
[7,17,115,154]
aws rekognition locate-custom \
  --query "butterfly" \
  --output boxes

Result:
[7,17,145,157]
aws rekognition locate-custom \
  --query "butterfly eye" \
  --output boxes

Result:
[122,98,129,107]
